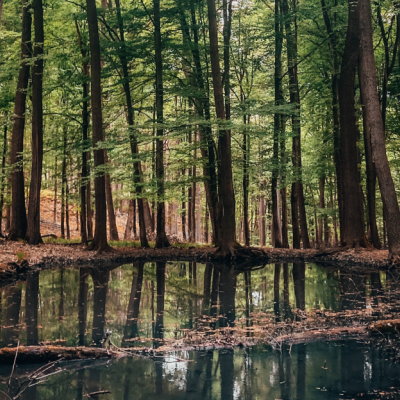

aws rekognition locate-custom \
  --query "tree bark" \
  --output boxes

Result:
[181,170,187,241]
[338,0,365,248]
[0,123,8,233]
[124,199,134,240]
[114,0,148,247]
[86,0,109,252]
[272,0,283,248]
[154,0,170,248]
[282,0,310,249]
[104,151,119,241]
[8,0,31,241]
[207,0,236,255]
[61,129,66,239]
[26,0,44,244]
[359,0,400,260]
[75,20,89,244]
[360,65,380,248]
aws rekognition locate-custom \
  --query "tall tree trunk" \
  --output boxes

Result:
[207,0,236,255]
[26,0,44,244]
[181,170,187,241]
[66,176,70,240]
[104,151,119,241]
[124,199,134,240]
[179,2,220,245]
[321,0,344,246]
[114,0,149,247]
[242,129,250,246]
[7,0,31,241]
[360,66,380,248]
[154,0,170,248]
[86,165,93,239]
[190,137,197,243]
[318,176,325,245]
[78,27,89,244]
[338,0,365,247]
[280,121,289,248]
[61,130,66,239]
[53,156,57,224]
[0,123,8,234]
[86,0,109,252]
[282,0,310,249]
[272,0,283,248]
[359,0,400,260]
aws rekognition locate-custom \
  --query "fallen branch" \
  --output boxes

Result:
[84,390,111,398]
[0,346,126,365]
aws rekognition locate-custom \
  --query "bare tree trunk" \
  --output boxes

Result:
[338,0,365,248]
[61,130,66,239]
[207,0,236,255]
[360,67,380,248]
[359,0,400,260]
[26,0,44,244]
[154,0,170,249]
[282,0,310,249]
[75,18,89,244]
[181,170,187,241]
[66,177,70,240]
[8,0,31,241]
[0,123,8,234]
[124,199,134,240]
[321,0,345,246]
[53,156,57,224]
[243,128,250,246]
[190,138,197,243]
[86,0,109,252]
[272,0,283,248]
[114,0,148,247]
[318,176,325,245]
[104,151,119,241]
[259,196,266,246]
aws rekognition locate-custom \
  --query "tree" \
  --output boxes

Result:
[337,0,365,248]
[26,0,44,244]
[154,0,170,249]
[207,0,236,256]
[359,0,400,260]
[85,0,109,252]
[7,0,31,242]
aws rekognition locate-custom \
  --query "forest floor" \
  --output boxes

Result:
[0,193,395,277]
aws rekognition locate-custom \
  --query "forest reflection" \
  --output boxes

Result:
[0,262,394,348]
[2,341,400,400]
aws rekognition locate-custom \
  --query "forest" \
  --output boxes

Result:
[0,0,400,260]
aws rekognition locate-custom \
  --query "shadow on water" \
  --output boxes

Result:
[1,261,400,398]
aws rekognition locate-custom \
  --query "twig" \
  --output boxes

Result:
[8,341,19,388]
[84,390,111,398]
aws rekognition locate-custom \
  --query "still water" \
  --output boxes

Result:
[1,341,400,399]
[0,262,399,399]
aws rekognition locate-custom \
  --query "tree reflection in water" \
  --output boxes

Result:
[1,262,400,399]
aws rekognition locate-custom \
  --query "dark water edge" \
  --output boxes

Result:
[1,341,400,400]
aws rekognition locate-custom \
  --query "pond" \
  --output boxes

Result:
[0,262,399,399]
